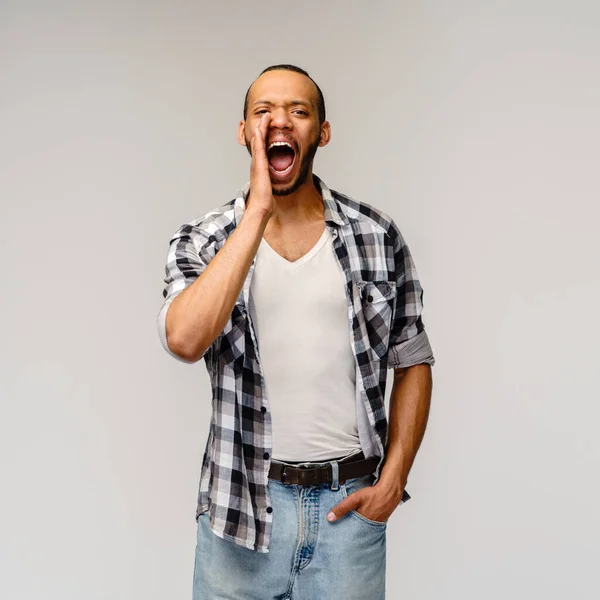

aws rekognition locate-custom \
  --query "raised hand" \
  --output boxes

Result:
[247,112,275,217]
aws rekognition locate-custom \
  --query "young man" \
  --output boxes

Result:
[157,64,435,600]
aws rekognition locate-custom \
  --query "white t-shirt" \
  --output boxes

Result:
[249,226,363,462]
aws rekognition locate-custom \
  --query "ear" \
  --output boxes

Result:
[318,121,331,147]
[237,120,247,146]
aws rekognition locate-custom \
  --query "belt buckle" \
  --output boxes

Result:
[279,461,323,486]
[300,463,322,487]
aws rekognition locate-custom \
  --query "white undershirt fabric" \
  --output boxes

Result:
[249,226,363,462]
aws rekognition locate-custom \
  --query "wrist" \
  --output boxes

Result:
[378,459,408,492]
[244,203,272,226]
[375,473,405,503]
[246,190,273,218]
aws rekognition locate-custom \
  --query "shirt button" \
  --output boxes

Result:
[263,452,270,459]
[266,506,273,514]
[260,406,266,413]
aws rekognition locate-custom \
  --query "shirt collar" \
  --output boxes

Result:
[233,174,348,228]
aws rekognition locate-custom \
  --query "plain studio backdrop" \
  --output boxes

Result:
[1,1,599,598]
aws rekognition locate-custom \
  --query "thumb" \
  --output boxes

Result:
[327,491,362,522]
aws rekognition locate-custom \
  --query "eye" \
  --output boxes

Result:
[256,109,269,114]
[293,110,308,116]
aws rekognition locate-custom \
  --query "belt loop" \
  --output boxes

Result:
[330,460,339,491]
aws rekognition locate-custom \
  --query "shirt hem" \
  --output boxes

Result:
[197,507,270,554]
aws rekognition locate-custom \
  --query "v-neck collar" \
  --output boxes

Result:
[260,227,329,270]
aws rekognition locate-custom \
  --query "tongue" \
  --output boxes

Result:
[269,148,294,172]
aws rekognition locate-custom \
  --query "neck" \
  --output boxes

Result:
[269,172,324,226]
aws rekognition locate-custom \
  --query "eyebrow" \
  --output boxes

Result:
[252,99,312,108]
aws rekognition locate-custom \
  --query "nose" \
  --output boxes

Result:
[268,106,292,129]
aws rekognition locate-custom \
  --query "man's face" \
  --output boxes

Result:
[239,70,329,196]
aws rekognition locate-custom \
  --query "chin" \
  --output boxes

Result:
[272,168,314,196]
[272,182,306,196]
[272,184,299,196]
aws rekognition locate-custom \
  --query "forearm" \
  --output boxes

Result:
[378,363,433,492]
[166,206,270,361]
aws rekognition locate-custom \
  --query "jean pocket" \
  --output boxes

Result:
[341,474,388,527]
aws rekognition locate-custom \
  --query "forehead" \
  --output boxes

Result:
[247,70,318,108]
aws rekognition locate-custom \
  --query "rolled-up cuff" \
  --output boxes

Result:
[387,329,435,369]
[157,298,197,364]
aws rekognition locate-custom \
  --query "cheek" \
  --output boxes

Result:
[298,131,321,155]
[243,123,257,144]
[298,127,318,151]
[244,119,258,135]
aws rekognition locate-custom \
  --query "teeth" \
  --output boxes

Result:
[268,141,294,151]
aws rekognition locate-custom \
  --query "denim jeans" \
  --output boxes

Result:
[192,462,387,600]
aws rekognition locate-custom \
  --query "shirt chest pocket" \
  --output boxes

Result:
[357,280,397,360]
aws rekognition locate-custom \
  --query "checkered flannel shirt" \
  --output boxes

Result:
[157,174,435,552]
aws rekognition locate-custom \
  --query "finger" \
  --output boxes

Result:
[252,113,266,141]
[259,111,270,137]
[249,119,263,162]
[251,116,262,147]
[255,113,270,156]
[327,494,361,522]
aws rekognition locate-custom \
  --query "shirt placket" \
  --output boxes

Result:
[242,255,274,540]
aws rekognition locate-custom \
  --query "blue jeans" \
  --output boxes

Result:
[192,465,387,600]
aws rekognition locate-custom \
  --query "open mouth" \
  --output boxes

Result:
[267,141,296,177]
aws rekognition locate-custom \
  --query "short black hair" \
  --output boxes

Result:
[243,64,326,125]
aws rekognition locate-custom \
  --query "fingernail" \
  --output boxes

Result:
[327,512,336,522]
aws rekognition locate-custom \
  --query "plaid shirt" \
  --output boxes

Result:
[157,174,435,553]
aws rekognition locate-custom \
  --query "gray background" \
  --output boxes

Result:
[1,1,599,598]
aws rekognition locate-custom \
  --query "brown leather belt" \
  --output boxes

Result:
[268,451,380,486]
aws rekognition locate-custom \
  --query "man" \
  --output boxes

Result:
[157,64,435,600]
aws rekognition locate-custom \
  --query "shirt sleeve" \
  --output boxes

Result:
[387,220,435,369]
[157,222,218,363]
